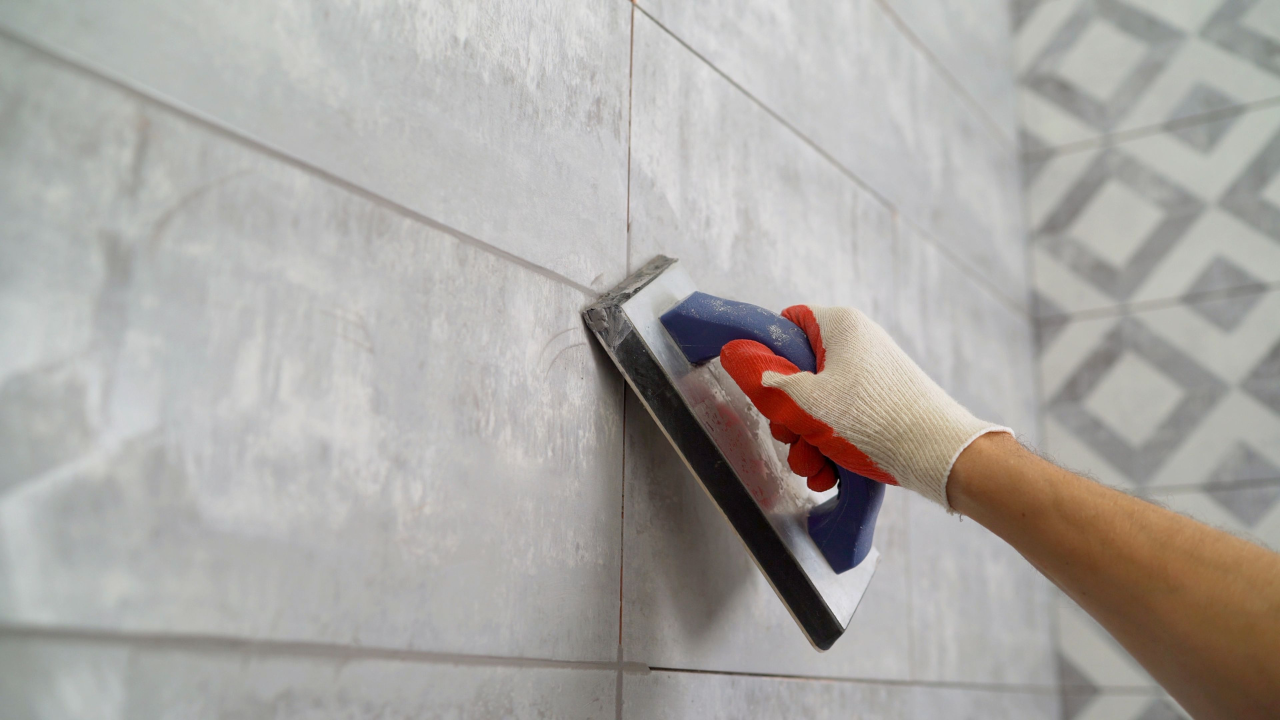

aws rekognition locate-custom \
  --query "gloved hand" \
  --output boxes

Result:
[719,305,1011,509]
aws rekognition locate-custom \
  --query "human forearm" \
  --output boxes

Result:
[949,433,1280,720]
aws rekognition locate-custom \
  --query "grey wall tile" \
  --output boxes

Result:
[880,0,1019,138]
[629,13,1039,441]
[0,0,631,290]
[907,493,1057,685]
[0,40,624,662]
[621,15,1043,679]
[628,11,883,312]
[636,0,1028,309]
[0,635,616,720]
[894,223,1041,441]
[623,669,1058,720]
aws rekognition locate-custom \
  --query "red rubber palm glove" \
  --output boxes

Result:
[720,305,1011,509]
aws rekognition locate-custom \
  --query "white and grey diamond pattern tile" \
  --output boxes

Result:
[1039,293,1280,495]
[1017,0,1280,149]
[1027,112,1280,315]
[1055,592,1196,719]
[1019,0,1280,711]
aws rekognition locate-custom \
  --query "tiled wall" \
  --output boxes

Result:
[0,1,1053,717]
[1015,1,1280,718]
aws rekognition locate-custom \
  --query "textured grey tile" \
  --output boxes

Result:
[623,669,1057,720]
[880,0,1019,138]
[0,40,624,661]
[896,223,1041,440]
[0,364,94,491]
[627,13,871,314]
[907,493,1056,685]
[631,9,1038,436]
[0,0,631,290]
[621,17,1042,679]
[637,0,1029,309]
[0,635,615,720]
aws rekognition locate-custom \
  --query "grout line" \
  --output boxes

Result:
[628,6,895,214]
[631,5,1032,317]
[1143,476,1280,497]
[1034,281,1280,325]
[0,621,1159,695]
[0,25,601,300]
[644,665,1160,695]
[625,2,636,276]
[870,0,1016,148]
[0,623,650,674]
[1026,94,1280,160]
[617,11,636,718]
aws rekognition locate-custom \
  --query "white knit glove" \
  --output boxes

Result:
[720,305,1011,509]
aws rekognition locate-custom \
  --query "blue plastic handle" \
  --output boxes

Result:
[660,292,884,573]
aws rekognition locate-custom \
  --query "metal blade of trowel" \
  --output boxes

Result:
[582,255,880,651]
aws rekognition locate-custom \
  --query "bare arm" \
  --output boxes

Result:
[949,432,1280,720]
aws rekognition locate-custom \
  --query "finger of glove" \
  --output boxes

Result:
[803,430,900,487]
[807,462,838,492]
[722,338,899,487]
[720,339,810,430]
[762,370,900,486]
[770,421,799,444]
[788,438,827,477]
[781,305,827,372]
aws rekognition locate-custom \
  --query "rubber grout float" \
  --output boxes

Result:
[583,256,884,651]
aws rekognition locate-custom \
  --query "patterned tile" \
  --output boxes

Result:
[1181,256,1268,330]
[1019,1,1280,709]
[1241,335,1280,414]
[1058,652,1101,719]
[1040,295,1280,491]
[1135,697,1193,720]
[1203,443,1280,525]
[1029,110,1280,315]
[1221,124,1280,244]
[1056,594,1155,689]
[1203,0,1280,77]
[1017,0,1280,148]
[1035,149,1204,303]
[1165,83,1244,152]
[1024,0,1184,132]
[1048,317,1228,485]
